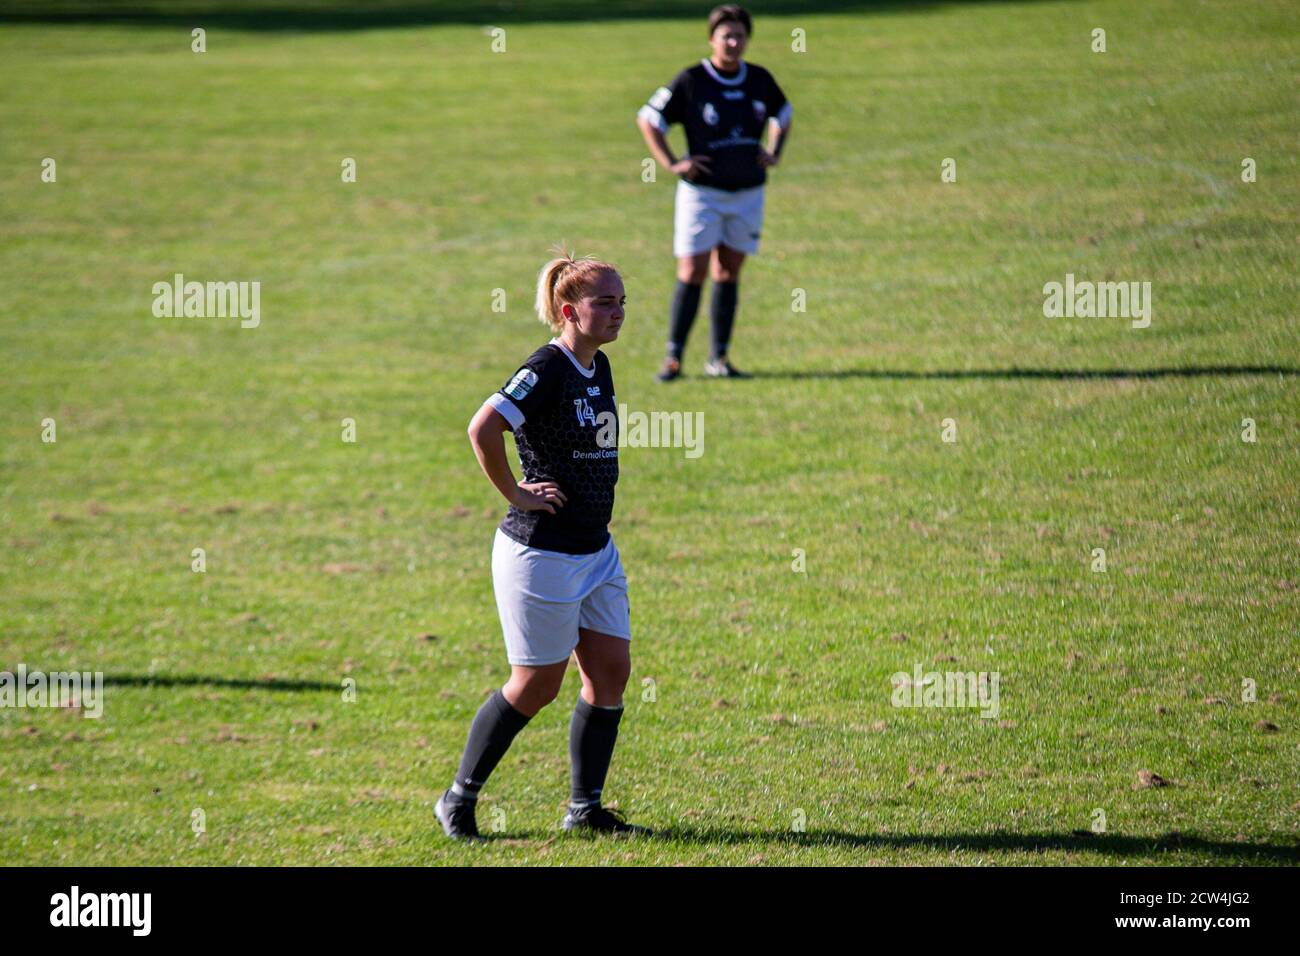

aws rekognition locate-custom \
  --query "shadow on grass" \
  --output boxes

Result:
[0,0,1063,32]
[101,673,337,692]
[499,827,1300,862]
[740,364,1299,382]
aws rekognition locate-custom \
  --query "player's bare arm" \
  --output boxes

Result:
[467,403,566,514]
[759,117,791,167]
[636,116,712,179]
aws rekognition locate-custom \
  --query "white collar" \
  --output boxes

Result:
[701,57,747,86]
[550,337,596,378]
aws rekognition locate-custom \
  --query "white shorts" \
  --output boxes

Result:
[491,528,631,667]
[674,180,765,258]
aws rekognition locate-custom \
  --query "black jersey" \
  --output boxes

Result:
[485,340,619,555]
[638,58,791,192]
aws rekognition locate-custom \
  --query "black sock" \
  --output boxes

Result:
[568,696,624,808]
[710,280,738,360]
[446,689,531,805]
[667,280,703,360]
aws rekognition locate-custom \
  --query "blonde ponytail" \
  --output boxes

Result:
[534,248,619,333]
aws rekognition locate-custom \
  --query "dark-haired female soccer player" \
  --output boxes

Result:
[435,252,651,841]
[636,3,792,381]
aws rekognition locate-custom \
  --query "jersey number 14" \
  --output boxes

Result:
[573,398,599,427]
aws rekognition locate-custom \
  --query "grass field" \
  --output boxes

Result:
[1,0,1297,865]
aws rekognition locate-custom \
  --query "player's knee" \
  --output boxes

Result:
[518,688,558,715]
[597,662,632,694]
[537,678,566,708]
[712,254,744,282]
[507,673,563,712]
[677,254,708,283]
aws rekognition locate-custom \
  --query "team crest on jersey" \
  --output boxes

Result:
[505,368,538,400]
[752,99,767,121]
[702,102,719,126]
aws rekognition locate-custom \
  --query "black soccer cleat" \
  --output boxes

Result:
[435,790,485,842]
[703,355,750,378]
[656,357,682,382]
[562,804,653,837]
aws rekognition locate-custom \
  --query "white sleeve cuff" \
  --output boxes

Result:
[637,104,669,133]
[775,102,793,129]
[485,392,524,429]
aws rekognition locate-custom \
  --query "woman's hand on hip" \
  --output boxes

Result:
[512,481,567,514]
[671,155,713,180]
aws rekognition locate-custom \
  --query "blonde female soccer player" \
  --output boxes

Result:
[637,3,792,381]
[436,252,651,840]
